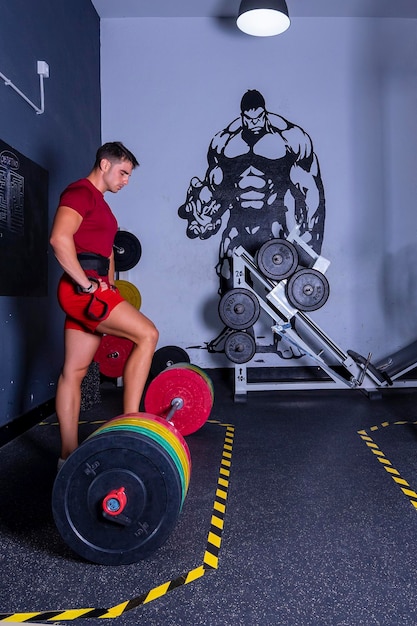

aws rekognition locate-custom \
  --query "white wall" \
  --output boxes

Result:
[100,16,417,368]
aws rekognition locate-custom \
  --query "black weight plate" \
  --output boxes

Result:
[218,288,260,330]
[224,331,256,364]
[150,345,190,378]
[113,230,142,272]
[256,239,299,280]
[286,268,330,312]
[52,432,182,565]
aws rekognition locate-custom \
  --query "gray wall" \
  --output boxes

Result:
[0,0,101,426]
[1,7,416,424]
[99,16,417,369]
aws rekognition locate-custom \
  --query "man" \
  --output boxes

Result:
[50,142,158,468]
[178,90,325,294]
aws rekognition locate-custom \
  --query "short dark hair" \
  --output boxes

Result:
[94,141,139,169]
[240,90,266,113]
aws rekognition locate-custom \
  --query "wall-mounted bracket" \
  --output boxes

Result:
[0,60,49,115]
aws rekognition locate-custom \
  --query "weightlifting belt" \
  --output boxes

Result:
[77,253,110,276]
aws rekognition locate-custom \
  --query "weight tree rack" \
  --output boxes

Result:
[227,226,417,400]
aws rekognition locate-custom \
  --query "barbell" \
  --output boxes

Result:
[52,363,214,565]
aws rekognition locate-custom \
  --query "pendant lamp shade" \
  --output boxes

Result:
[237,0,290,37]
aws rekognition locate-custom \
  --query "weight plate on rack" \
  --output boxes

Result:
[224,331,256,364]
[218,288,260,330]
[115,279,141,310]
[113,230,142,272]
[94,335,134,378]
[286,268,330,312]
[256,238,299,281]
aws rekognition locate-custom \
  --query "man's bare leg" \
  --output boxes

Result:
[97,301,159,414]
[56,329,102,459]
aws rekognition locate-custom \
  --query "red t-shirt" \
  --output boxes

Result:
[59,178,118,257]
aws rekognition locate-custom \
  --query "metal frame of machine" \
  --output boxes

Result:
[229,227,417,400]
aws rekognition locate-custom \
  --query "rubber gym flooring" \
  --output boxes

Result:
[1,370,417,625]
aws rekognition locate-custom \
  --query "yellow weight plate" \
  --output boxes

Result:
[115,279,142,310]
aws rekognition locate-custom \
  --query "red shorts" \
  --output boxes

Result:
[57,274,125,333]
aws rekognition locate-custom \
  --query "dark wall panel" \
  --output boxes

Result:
[0,0,101,424]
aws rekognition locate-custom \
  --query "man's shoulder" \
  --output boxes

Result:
[64,178,94,194]
[59,178,99,215]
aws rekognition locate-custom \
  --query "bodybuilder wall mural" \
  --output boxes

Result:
[178,89,326,359]
[179,89,326,293]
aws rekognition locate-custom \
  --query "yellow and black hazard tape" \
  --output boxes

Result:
[358,420,417,511]
[0,420,235,623]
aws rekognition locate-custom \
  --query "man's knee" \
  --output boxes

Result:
[61,362,91,384]
[148,324,159,348]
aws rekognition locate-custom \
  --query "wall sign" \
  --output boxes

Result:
[0,139,48,296]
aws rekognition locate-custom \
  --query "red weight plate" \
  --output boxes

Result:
[94,335,134,378]
[144,367,213,436]
[172,363,215,401]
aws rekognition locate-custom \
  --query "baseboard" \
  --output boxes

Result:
[0,397,56,448]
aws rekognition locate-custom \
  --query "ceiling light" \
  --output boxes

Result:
[237,0,291,37]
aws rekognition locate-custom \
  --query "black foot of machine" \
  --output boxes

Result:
[216,226,417,401]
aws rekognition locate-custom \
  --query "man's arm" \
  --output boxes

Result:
[49,205,93,290]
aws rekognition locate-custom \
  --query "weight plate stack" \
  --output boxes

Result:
[52,420,186,565]
[95,413,191,502]
[144,364,214,436]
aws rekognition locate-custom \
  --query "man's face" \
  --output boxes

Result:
[103,158,134,193]
[242,107,266,134]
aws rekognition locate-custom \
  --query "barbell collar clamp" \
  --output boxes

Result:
[166,397,184,422]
